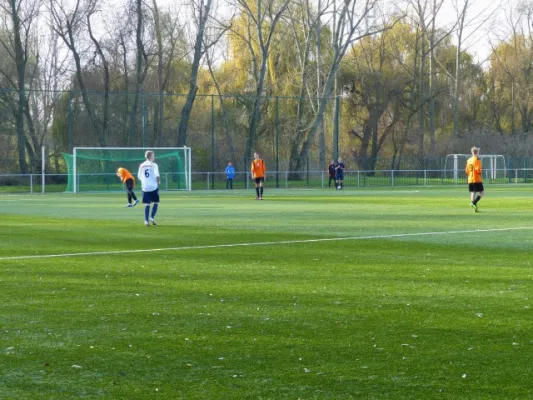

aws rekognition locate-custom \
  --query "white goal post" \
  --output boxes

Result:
[70,147,192,193]
[444,154,506,183]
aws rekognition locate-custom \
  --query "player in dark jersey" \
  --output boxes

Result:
[327,160,336,188]
[335,157,345,190]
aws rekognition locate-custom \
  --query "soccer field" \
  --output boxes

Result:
[1,187,533,399]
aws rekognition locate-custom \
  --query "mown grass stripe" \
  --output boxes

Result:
[2,226,531,261]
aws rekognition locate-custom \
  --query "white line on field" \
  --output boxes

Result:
[1,226,532,261]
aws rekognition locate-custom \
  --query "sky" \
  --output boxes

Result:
[434,0,520,67]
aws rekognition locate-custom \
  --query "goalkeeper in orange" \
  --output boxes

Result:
[250,152,266,200]
[465,146,484,212]
[117,167,139,207]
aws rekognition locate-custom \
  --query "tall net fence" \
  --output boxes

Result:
[2,88,533,185]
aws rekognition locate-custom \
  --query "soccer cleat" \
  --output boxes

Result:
[132,199,139,206]
[255,197,260,200]
[470,203,478,212]
[150,218,157,226]
[259,197,263,200]
[126,203,133,207]
[144,220,150,226]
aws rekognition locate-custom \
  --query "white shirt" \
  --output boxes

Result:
[138,160,160,192]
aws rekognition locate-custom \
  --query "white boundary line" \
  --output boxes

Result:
[1,226,532,261]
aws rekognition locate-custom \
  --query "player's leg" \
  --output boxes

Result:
[468,184,477,211]
[259,179,264,199]
[255,178,260,199]
[149,190,160,225]
[143,191,151,225]
[472,183,484,211]
[126,179,138,206]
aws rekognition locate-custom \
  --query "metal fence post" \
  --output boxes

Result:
[211,95,215,190]
[275,96,279,189]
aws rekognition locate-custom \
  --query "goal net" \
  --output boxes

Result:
[63,147,191,193]
[444,154,506,183]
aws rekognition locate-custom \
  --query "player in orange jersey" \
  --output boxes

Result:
[465,146,484,212]
[250,152,266,200]
[116,167,139,207]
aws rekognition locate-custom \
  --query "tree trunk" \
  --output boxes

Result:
[178,0,213,147]
[453,0,468,138]
[428,0,437,155]
[65,20,106,147]
[10,0,29,174]
[245,46,270,159]
[128,0,145,145]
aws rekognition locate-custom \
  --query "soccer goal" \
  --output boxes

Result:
[444,154,506,183]
[63,147,192,193]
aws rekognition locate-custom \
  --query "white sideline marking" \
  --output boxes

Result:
[1,226,532,261]
[0,198,48,202]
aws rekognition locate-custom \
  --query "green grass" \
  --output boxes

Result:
[1,187,533,399]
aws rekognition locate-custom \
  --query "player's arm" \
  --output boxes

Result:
[155,164,161,185]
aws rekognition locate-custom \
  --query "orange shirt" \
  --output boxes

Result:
[251,159,266,179]
[465,156,482,183]
[117,168,135,187]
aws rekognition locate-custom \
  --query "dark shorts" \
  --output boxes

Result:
[468,183,484,193]
[142,189,160,204]
[125,178,134,191]
[336,172,344,180]
[255,177,264,185]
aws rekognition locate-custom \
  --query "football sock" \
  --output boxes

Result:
[144,205,150,221]
[256,187,260,197]
[473,195,481,205]
[151,203,158,219]
[132,193,137,201]
[128,194,132,203]
[260,187,263,196]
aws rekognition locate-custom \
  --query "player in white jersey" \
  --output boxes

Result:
[137,150,160,226]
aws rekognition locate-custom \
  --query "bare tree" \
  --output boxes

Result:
[149,0,183,145]
[292,0,399,173]
[127,0,151,144]
[86,3,111,141]
[427,0,444,156]
[177,0,232,147]
[204,44,236,163]
[452,0,469,139]
[0,0,40,173]
[49,0,108,146]
[286,0,331,173]
[451,0,500,138]
[233,0,291,160]
[34,19,70,171]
